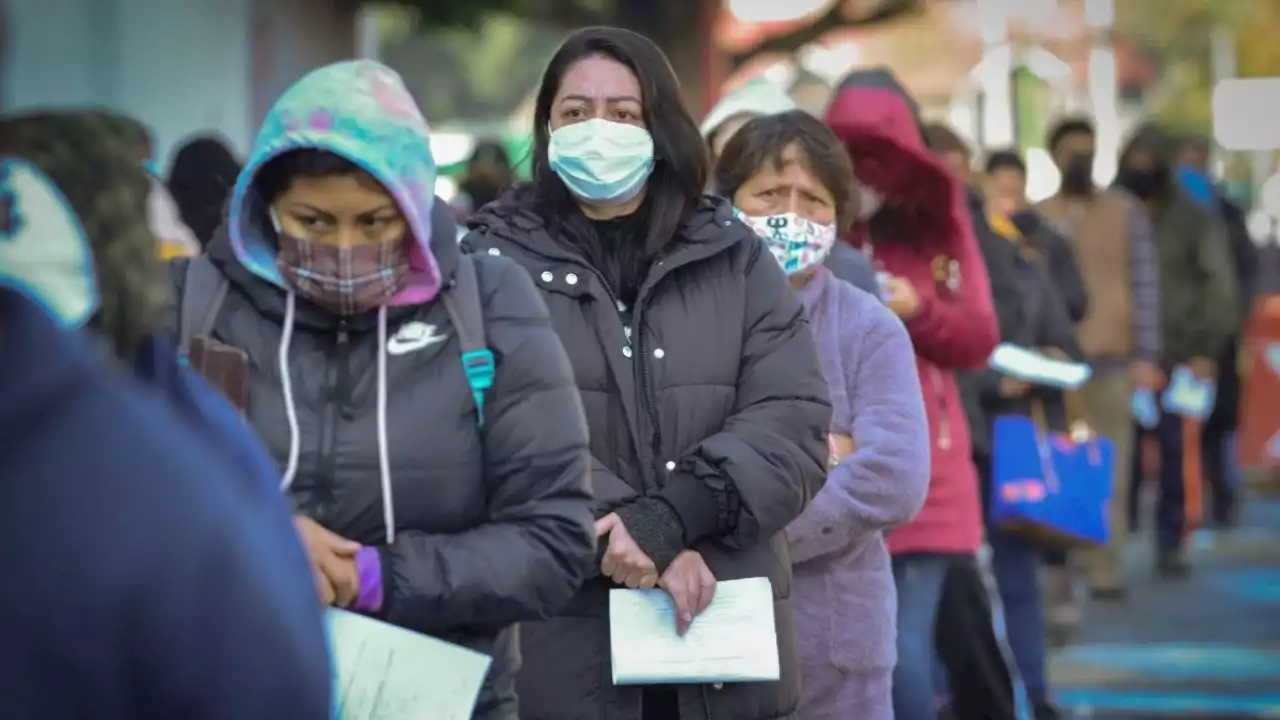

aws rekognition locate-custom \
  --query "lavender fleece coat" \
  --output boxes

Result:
[788,267,930,720]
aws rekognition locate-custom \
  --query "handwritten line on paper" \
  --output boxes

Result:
[609,576,780,685]
[327,609,492,720]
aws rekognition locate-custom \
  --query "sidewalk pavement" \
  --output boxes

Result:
[1049,492,1280,718]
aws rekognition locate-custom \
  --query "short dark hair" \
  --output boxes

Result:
[984,148,1026,175]
[1046,117,1095,153]
[531,26,707,251]
[923,122,970,159]
[713,111,856,231]
[254,149,361,203]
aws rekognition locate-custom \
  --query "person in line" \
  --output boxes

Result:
[714,110,930,719]
[824,69,1001,720]
[923,125,1034,720]
[984,150,1088,324]
[1036,116,1163,598]
[454,139,516,222]
[464,27,831,720]
[1176,135,1258,529]
[1116,125,1238,576]
[167,59,597,720]
[167,134,243,250]
[0,134,331,718]
[975,151,1083,719]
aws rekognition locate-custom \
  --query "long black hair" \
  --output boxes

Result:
[531,26,707,256]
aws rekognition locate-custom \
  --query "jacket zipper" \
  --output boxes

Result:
[930,367,952,450]
[316,321,349,518]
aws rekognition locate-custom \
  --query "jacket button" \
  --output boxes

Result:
[665,461,675,471]
[565,272,579,285]
[622,346,633,358]
[487,247,501,256]
[540,271,553,283]
[653,347,665,359]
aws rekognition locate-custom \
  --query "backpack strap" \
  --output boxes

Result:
[441,255,494,428]
[176,255,230,362]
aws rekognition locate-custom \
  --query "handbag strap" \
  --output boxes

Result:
[1028,399,1060,492]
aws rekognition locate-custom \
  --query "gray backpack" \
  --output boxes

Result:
[172,255,495,427]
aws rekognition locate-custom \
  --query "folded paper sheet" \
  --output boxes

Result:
[989,344,1092,390]
[609,576,779,685]
[328,609,491,720]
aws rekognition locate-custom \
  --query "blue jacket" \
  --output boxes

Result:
[0,289,331,719]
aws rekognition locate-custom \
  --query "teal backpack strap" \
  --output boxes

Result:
[442,255,494,428]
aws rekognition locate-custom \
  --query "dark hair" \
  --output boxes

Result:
[923,122,969,159]
[713,111,856,231]
[167,135,243,247]
[531,26,707,252]
[254,149,361,204]
[984,148,1026,175]
[468,139,511,171]
[1046,117,1095,153]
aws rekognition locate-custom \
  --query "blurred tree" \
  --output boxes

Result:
[726,0,925,70]
[349,0,611,29]
[1116,0,1280,134]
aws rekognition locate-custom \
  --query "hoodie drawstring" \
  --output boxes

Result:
[277,294,397,544]
[375,304,395,543]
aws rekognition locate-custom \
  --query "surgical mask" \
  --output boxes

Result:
[548,118,654,203]
[855,181,881,219]
[1059,154,1094,194]
[271,210,408,316]
[735,210,837,275]
[0,157,99,328]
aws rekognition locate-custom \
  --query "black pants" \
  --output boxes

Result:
[641,687,680,720]
[1202,337,1241,524]
[1129,397,1187,552]
[934,554,1022,720]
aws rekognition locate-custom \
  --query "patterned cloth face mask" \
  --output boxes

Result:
[735,210,838,276]
[272,209,409,316]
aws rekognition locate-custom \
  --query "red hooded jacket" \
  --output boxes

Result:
[825,70,999,555]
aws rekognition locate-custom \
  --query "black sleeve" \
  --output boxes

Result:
[1222,200,1260,320]
[1031,261,1083,362]
[974,225,1027,341]
[663,239,832,550]
[378,258,596,632]
[1041,227,1089,324]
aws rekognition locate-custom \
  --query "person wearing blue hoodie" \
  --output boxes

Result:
[0,120,331,718]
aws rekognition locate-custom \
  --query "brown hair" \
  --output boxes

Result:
[923,122,970,160]
[713,110,856,230]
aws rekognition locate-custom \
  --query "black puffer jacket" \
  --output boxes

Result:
[464,186,831,720]
[177,204,596,719]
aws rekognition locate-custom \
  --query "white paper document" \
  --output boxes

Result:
[609,576,779,685]
[989,343,1092,390]
[327,609,492,720]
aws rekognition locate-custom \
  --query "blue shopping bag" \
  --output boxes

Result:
[990,414,1114,546]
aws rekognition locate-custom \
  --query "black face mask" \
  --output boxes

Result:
[1060,154,1095,194]
[1117,166,1168,200]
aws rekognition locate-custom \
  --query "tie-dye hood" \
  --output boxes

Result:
[228,60,442,304]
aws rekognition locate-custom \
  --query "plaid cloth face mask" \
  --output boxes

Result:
[275,229,409,316]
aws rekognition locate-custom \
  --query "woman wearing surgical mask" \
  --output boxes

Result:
[715,111,929,719]
[464,27,831,720]
[167,60,596,720]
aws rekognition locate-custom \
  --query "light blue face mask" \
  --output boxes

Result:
[0,157,99,328]
[548,118,655,204]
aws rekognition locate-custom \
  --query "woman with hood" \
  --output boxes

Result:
[824,68,1000,720]
[463,27,831,720]
[714,109,930,719]
[166,60,597,720]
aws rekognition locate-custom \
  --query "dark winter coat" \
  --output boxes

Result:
[464,185,832,720]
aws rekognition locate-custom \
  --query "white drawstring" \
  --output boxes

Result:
[279,292,301,490]
[376,304,396,543]
[276,294,396,544]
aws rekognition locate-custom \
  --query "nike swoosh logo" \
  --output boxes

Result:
[386,321,449,356]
